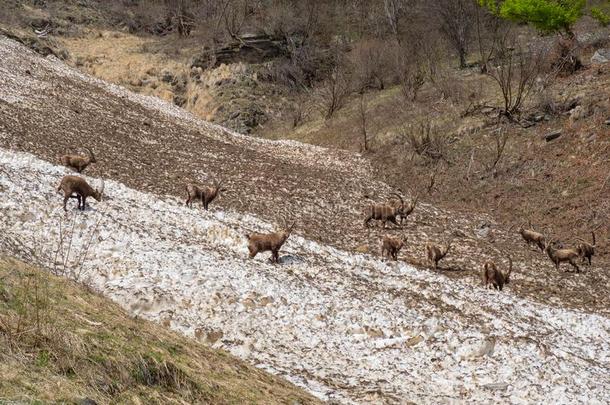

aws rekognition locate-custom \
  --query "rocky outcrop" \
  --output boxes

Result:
[591,48,610,64]
[192,33,286,69]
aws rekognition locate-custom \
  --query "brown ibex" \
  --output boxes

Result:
[381,236,407,261]
[482,257,512,291]
[185,178,225,210]
[59,147,96,173]
[398,195,418,225]
[57,175,104,211]
[426,240,452,270]
[364,193,406,228]
[544,240,580,273]
[246,222,295,264]
[518,223,545,252]
[576,231,595,265]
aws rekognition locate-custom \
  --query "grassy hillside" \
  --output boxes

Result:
[0,256,318,404]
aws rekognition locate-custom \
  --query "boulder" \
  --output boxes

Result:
[591,49,610,64]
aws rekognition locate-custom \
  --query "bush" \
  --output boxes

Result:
[478,0,585,35]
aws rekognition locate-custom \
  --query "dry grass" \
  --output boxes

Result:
[0,256,319,404]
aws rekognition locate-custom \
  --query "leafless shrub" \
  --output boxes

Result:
[547,36,582,76]
[484,40,548,120]
[486,128,509,177]
[438,74,468,104]
[352,39,394,91]
[359,93,370,152]
[317,62,352,120]
[427,164,443,194]
[0,263,55,345]
[399,62,426,103]
[288,93,310,128]
[53,211,104,283]
[426,0,476,68]
[401,121,447,163]
[535,88,561,116]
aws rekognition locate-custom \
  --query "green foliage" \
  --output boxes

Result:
[478,0,586,34]
[591,6,610,26]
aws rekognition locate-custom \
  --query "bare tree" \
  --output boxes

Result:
[289,92,310,128]
[474,3,509,73]
[401,121,447,164]
[486,128,509,177]
[485,40,547,120]
[428,0,476,68]
[359,92,369,151]
[164,0,196,37]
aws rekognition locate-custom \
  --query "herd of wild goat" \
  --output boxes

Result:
[56,148,596,291]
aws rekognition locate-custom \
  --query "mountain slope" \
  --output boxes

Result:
[1,36,610,403]
[0,256,318,404]
[2,126,610,403]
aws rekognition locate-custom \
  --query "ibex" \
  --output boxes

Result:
[518,223,545,252]
[185,178,226,210]
[544,240,580,273]
[482,257,512,291]
[398,195,418,225]
[426,240,452,270]
[57,175,104,211]
[381,236,407,261]
[364,193,407,228]
[59,147,96,173]
[576,231,595,265]
[246,221,295,264]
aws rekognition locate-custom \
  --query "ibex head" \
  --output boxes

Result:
[93,179,105,201]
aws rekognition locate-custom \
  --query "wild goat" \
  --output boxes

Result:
[57,175,104,211]
[518,224,545,252]
[482,257,512,291]
[398,195,418,225]
[576,231,595,265]
[185,179,225,210]
[426,241,452,270]
[381,236,407,261]
[59,147,96,173]
[544,241,581,273]
[364,193,413,228]
[246,222,295,264]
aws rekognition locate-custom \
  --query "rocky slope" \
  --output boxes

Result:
[1,36,610,403]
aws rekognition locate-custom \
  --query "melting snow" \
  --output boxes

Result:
[1,148,609,404]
